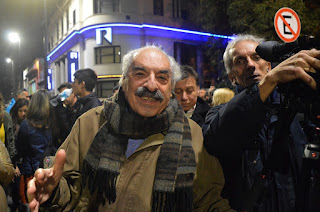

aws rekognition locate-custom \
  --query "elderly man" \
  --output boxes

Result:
[174,65,211,127]
[203,34,320,211]
[27,46,233,212]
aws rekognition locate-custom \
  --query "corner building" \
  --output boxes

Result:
[47,0,233,97]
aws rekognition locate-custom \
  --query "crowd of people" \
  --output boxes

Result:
[0,33,319,212]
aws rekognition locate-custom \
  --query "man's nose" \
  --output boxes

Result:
[144,73,158,92]
[181,91,188,100]
[247,57,255,68]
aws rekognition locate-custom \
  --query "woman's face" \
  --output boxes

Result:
[18,105,28,120]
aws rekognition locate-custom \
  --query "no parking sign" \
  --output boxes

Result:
[274,7,301,42]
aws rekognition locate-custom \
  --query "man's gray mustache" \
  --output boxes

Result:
[135,87,164,102]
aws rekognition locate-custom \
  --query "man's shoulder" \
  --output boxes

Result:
[77,105,104,121]
[83,93,102,107]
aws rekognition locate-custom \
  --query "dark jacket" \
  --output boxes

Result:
[16,120,52,175]
[73,92,101,122]
[203,84,307,212]
[54,102,76,143]
[3,111,16,163]
[190,97,211,127]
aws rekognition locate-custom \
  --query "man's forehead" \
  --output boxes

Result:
[130,49,171,73]
[231,40,259,57]
[176,77,197,87]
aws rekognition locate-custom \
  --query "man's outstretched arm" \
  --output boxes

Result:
[27,149,66,212]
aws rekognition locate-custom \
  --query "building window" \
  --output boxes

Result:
[154,0,163,16]
[94,0,119,14]
[73,10,76,25]
[96,80,119,98]
[95,46,121,64]
[180,0,198,20]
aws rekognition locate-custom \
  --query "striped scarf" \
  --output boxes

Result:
[82,89,196,211]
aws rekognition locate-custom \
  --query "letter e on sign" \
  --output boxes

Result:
[274,7,301,43]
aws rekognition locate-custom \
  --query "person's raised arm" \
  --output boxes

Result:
[259,49,320,102]
[27,149,66,212]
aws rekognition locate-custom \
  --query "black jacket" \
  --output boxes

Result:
[73,92,102,123]
[190,97,211,127]
[203,84,308,212]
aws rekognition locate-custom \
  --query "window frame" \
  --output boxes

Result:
[94,46,121,64]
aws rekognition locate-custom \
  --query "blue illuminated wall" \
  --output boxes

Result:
[47,23,234,64]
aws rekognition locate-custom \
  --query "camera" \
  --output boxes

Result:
[256,36,320,129]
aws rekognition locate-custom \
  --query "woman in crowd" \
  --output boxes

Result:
[11,98,29,137]
[16,89,54,204]
[9,98,29,211]
[212,88,235,107]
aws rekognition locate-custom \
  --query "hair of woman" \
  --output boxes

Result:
[26,89,51,128]
[212,88,235,106]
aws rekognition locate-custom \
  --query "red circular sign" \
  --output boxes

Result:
[274,7,301,43]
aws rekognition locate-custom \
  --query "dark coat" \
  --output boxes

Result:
[16,120,52,175]
[54,102,76,143]
[73,92,101,123]
[203,84,307,212]
[3,111,16,163]
[190,97,211,127]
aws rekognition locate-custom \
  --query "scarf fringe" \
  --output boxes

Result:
[152,187,193,212]
[82,159,118,205]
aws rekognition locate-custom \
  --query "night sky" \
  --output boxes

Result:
[0,0,57,101]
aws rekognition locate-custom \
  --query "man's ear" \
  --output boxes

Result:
[80,81,86,89]
[267,62,271,72]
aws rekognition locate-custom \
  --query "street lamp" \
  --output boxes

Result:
[8,32,21,60]
[8,32,21,90]
[8,32,20,44]
[6,58,12,64]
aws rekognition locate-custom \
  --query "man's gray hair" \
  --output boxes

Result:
[223,34,265,74]
[119,45,181,87]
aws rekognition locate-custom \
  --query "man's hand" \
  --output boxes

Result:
[27,149,66,212]
[259,49,320,102]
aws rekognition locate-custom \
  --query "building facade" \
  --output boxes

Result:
[46,0,233,97]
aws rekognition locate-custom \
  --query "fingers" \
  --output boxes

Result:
[52,149,66,179]
[29,197,40,212]
[297,68,317,90]
[296,50,320,71]
[27,178,37,210]
[287,50,320,90]
[26,149,67,211]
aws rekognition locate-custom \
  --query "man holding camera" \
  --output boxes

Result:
[203,34,320,211]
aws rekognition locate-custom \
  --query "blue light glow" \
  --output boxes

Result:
[47,23,235,61]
